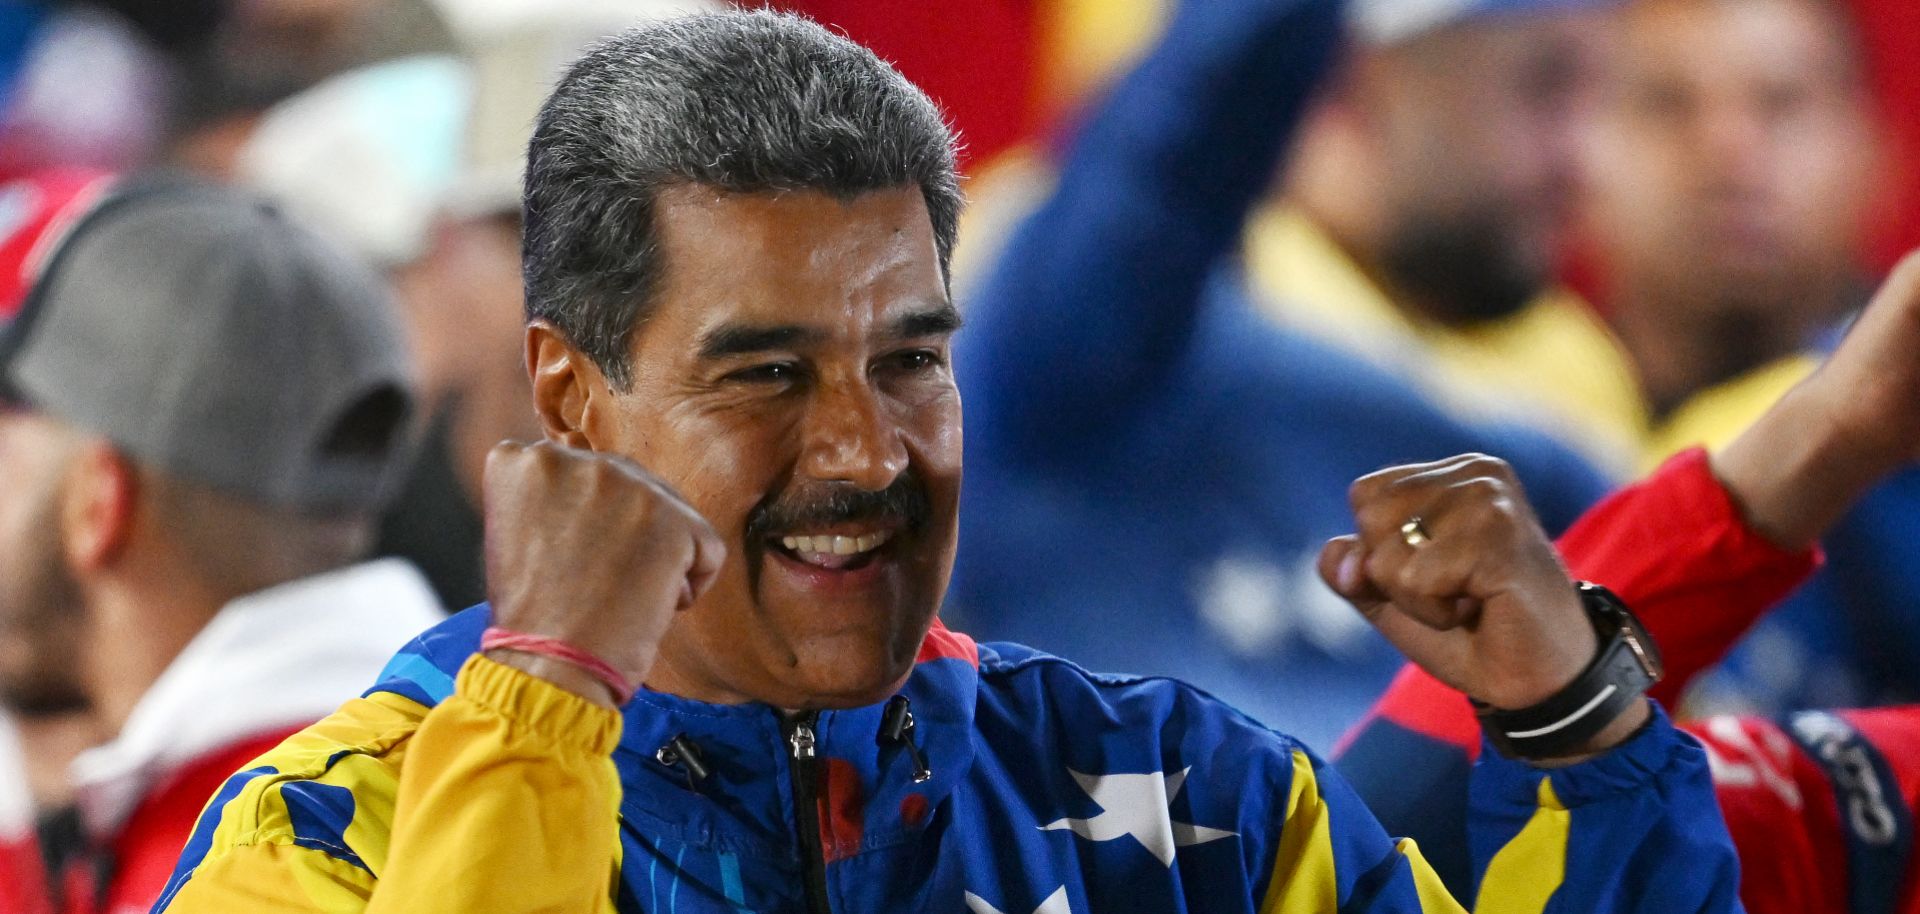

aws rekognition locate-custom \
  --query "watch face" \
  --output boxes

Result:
[1578,581,1663,681]
[1620,625,1663,682]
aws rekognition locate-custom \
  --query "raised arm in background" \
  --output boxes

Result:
[957,0,1341,461]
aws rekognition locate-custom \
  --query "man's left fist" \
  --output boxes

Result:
[1317,455,1613,721]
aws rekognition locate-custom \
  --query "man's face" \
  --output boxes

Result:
[596,186,961,710]
[1370,13,1601,323]
[1585,0,1875,317]
[0,408,88,716]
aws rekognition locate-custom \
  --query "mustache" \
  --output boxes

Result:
[745,471,931,544]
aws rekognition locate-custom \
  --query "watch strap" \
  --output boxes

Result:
[1475,582,1663,760]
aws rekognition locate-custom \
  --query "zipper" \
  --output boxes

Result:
[785,712,833,914]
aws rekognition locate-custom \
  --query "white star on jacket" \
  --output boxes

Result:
[964,886,1073,914]
[1038,767,1239,866]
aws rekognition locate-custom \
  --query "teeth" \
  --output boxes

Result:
[779,530,893,557]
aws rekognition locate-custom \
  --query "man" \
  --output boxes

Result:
[0,167,112,914]
[0,173,444,912]
[1248,0,1644,469]
[952,0,1614,748]
[1580,0,1903,715]
[1339,252,1920,914]
[153,11,1739,913]
[1590,0,1879,446]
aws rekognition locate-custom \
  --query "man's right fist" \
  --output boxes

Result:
[481,441,726,707]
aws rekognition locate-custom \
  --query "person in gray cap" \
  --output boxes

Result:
[0,172,445,914]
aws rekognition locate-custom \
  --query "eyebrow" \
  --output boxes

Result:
[885,303,964,341]
[697,324,826,361]
[695,303,963,361]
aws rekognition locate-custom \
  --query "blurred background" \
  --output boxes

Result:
[3,0,1920,905]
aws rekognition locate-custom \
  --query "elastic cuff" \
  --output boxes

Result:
[1477,703,1686,809]
[1673,447,1824,568]
[454,654,622,755]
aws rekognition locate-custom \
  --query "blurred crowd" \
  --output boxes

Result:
[2,0,1920,909]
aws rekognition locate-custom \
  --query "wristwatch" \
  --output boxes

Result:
[1473,582,1664,760]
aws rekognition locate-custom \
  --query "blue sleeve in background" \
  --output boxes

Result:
[958,0,1346,466]
[0,2,47,113]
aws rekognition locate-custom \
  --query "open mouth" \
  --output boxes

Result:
[769,529,897,572]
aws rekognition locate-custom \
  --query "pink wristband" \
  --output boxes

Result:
[480,627,638,706]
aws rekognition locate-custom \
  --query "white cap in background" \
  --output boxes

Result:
[238,0,716,269]
[1351,0,1617,46]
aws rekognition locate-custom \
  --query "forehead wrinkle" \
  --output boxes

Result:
[647,187,944,359]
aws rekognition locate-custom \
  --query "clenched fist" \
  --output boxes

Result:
[482,441,725,707]
[1319,454,1649,756]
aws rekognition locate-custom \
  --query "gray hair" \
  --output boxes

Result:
[522,10,963,387]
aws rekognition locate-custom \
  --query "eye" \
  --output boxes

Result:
[891,350,945,373]
[723,362,802,385]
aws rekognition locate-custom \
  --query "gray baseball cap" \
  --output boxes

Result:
[0,175,416,514]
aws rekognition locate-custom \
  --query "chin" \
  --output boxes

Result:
[786,630,924,710]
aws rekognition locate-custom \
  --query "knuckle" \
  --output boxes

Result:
[1461,453,1512,478]
[1349,471,1388,509]
[1454,475,1507,504]
[1354,499,1400,536]
[1455,499,1513,542]
[586,455,629,487]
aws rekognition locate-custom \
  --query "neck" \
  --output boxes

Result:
[81,580,228,734]
[1609,284,1829,420]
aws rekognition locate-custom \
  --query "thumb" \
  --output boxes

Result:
[1317,536,1388,619]
[681,521,727,610]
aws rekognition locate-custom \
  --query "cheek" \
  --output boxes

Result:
[902,389,963,499]
[1779,137,1869,214]
[639,402,797,531]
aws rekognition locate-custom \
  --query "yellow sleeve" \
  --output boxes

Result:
[159,655,625,914]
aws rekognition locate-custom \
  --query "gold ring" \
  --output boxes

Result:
[1399,517,1431,547]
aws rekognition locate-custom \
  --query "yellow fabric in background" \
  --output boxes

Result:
[1642,354,1819,469]
[1244,206,1650,475]
[1033,0,1172,122]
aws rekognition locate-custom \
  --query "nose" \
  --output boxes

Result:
[1693,102,1770,190]
[799,376,909,491]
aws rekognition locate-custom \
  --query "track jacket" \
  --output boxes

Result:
[151,606,1740,913]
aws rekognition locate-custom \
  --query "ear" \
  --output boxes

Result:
[59,443,137,574]
[526,320,605,449]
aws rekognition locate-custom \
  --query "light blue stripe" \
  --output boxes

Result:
[377,653,457,703]
[670,845,686,914]
[649,853,659,912]
[718,851,751,913]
